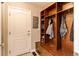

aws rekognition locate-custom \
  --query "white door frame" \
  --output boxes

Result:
[0,2,2,56]
[8,6,32,56]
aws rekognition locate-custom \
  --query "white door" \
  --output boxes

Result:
[8,6,31,56]
[0,2,1,56]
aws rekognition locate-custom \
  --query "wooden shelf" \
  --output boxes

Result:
[41,33,45,34]
[45,14,56,18]
[57,6,73,14]
[41,14,45,17]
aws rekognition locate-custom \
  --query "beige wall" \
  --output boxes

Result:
[40,2,54,11]
[31,2,54,50]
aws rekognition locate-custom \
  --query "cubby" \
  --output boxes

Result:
[38,2,74,56]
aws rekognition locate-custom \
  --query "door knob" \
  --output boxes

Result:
[9,32,11,35]
[28,30,30,32]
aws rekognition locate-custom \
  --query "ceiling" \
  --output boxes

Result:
[28,2,51,7]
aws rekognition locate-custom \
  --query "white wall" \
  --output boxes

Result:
[74,2,79,53]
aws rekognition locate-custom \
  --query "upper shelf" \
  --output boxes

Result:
[41,2,74,18]
[57,6,73,14]
[57,2,73,13]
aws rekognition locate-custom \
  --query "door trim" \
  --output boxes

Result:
[1,2,8,56]
[8,6,32,56]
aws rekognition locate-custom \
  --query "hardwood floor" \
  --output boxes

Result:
[36,42,73,56]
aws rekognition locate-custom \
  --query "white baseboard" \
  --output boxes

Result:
[74,50,79,56]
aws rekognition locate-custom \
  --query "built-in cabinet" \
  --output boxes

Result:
[36,2,74,56]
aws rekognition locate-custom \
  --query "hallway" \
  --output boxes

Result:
[0,2,76,56]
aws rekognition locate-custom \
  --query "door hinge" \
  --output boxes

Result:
[9,12,11,16]
[9,50,11,54]
[0,43,4,47]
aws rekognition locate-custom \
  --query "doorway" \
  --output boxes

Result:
[7,6,32,56]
